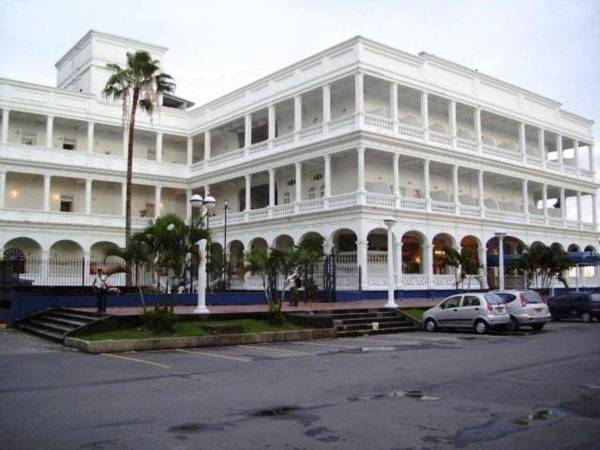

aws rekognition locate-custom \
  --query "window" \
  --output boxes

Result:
[308,187,315,199]
[462,296,480,307]
[484,294,504,304]
[441,296,461,309]
[496,293,516,304]
[313,174,323,181]
[62,138,76,150]
[287,179,296,186]
[283,192,290,204]
[22,134,37,145]
[60,196,73,212]
[320,185,325,198]
[521,291,542,304]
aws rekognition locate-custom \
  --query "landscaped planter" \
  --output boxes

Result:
[64,328,336,353]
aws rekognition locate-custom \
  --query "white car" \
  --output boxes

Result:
[491,290,551,331]
[423,293,510,334]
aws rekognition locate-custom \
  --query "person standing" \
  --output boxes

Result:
[92,268,109,313]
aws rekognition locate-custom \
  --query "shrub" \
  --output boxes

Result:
[142,308,177,333]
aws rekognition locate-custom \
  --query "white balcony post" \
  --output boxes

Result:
[449,100,457,148]
[121,182,127,217]
[522,179,529,223]
[186,136,193,166]
[244,114,252,151]
[1,109,9,144]
[295,162,302,212]
[574,140,580,177]
[519,122,526,163]
[538,128,546,169]
[592,193,598,231]
[396,242,403,289]
[294,95,302,135]
[390,83,398,133]
[542,183,548,225]
[46,115,54,149]
[324,154,331,207]
[357,146,366,204]
[355,72,364,117]
[245,174,251,213]
[393,153,400,208]
[357,239,368,289]
[474,107,482,153]
[424,159,431,211]
[420,92,429,140]
[497,233,506,290]
[576,191,582,228]
[479,246,488,289]
[0,169,6,209]
[478,170,485,218]
[186,189,192,222]
[86,121,94,154]
[452,164,459,214]
[560,187,566,226]
[154,185,162,219]
[155,132,163,162]
[425,243,433,288]
[268,105,276,140]
[322,84,331,131]
[43,174,51,211]
[557,135,563,172]
[268,168,276,211]
[384,218,397,308]
[85,178,92,215]
[204,130,211,161]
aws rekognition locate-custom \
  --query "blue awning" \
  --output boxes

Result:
[487,251,600,267]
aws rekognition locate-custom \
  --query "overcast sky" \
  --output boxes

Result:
[0,0,598,218]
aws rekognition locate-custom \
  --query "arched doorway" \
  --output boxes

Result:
[402,231,425,274]
[432,233,455,275]
[485,235,526,289]
[273,235,294,252]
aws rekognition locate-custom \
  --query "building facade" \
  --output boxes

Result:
[0,30,598,290]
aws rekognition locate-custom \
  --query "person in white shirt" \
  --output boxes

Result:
[92,268,109,313]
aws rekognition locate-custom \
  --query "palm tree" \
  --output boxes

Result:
[103,51,175,284]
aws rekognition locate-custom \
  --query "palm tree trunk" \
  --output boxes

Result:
[125,87,140,286]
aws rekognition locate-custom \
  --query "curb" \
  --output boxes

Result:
[64,328,336,353]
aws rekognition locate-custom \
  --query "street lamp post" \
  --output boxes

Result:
[190,194,216,314]
[223,201,229,289]
[495,231,507,290]
[384,217,397,308]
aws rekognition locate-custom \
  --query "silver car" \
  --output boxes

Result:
[423,293,510,334]
[491,290,551,331]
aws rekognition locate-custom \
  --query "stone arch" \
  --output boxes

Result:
[550,242,565,252]
[432,233,456,275]
[90,241,120,262]
[567,243,581,252]
[402,230,426,274]
[249,237,268,251]
[459,235,482,275]
[273,234,294,252]
[3,237,42,260]
[367,228,388,251]
[49,240,84,259]
[485,235,526,289]
[584,245,597,253]
[486,235,526,256]
[228,240,245,273]
[330,228,358,253]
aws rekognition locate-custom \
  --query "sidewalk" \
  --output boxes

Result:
[76,299,437,316]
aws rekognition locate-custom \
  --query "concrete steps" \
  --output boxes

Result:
[18,308,108,342]
[327,308,418,337]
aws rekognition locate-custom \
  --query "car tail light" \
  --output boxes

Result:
[487,303,493,312]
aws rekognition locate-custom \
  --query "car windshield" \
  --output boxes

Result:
[484,294,503,304]
[495,293,515,304]
[590,294,600,303]
[521,291,542,304]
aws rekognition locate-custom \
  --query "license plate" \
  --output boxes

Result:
[534,308,543,313]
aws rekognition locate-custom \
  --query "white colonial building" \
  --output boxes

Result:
[0,30,598,290]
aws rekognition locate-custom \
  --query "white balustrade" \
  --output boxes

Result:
[527,156,543,166]
[529,214,545,225]
[428,131,452,148]
[456,138,477,152]
[582,222,595,231]
[328,114,356,132]
[247,207,269,220]
[132,216,153,228]
[228,211,246,224]
[336,252,357,264]
[364,113,394,130]
[397,123,425,140]
[400,197,427,211]
[248,141,269,155]
[431,274,456,288]
[271,203,296,217]
[460,205,481,217]
[485,209,526,223]
[401,274,428,288]
[299,123,323,141]
[365,192,395,208]
[430,200,456,214]
[328,193,357,209]
[273,133,295,147]
[298,198,324,213]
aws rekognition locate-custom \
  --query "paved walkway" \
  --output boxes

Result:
[76,299,436,316]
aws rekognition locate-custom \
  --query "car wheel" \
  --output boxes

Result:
[531,323,545,331]
[581,312,592,323]
[508,316,520,332]
[474,320,488,335]
[424,318,437,332]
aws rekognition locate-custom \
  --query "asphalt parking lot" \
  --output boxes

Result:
[1,321,599,450]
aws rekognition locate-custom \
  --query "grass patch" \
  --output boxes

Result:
[82,318,306,341]
[402,308,426,322]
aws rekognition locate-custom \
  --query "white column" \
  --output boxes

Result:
[592,193,598,231]
[576,191,582,226]
[295,162,302,203]
[557,135,563,171]
[357,239,368,289]
[538,128,546,168]
[186,189,192,222]
[43,174,50,211]
[268,105,276,140]
[294,95,302,133]
[424,159,431,211]
[156,132,163,162]
[589,144,595,178]
[245,174,251,212]
[204,130,211,161]
[560,187,566,225]
[425,243,433,288]
[0,169,6,209]
[357,146,366,193]
[85,178,92,215]
[396,242,404,289]
[324,154,332,198]
[474,107,482,152]
[522,179,529,223]
[449,100,457,147]
[186,135,193,165]
[497,235,505,290]
[86,121,94,154]
[574,140,580,176]
[244,114,252,149]
[452,164,459,211]
[385,222,397,308]
[542,183,548,224]
[41,250,50,285]
[268,168,276,207]
[46,115,54,149]
[121,182,127,217]
[154,185,161,219]
[1,109,9,144]
[390,83,398,133]
[322,84,331,125]
[420,92,429,139]
[355,73,364,115]
[519,122,526,163]
[479,247,488,289]
[478,170,485,218]
[393,153,400,207]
